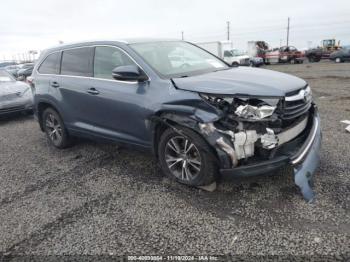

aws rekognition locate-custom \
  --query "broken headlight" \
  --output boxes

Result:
[305,85,312,101]
[200,93,278,120]
[234,104,276,119]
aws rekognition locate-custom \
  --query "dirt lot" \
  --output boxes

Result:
[0,61,349,258]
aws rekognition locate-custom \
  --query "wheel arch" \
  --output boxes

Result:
[151,113,198,159]
[150,111,231,169]
[37,101,63,131]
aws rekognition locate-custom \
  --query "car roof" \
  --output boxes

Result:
[42,38,179,54]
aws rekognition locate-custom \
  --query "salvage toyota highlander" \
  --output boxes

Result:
[32,39,321,201]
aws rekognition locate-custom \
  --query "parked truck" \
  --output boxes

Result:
[264,46,304,64]
[248,41,304,64]
[196,41,250,66]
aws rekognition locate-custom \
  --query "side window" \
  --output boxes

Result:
[38,52,61,74]
[224,50,232,57]
[61,47,93,77]
[94,46,135,79]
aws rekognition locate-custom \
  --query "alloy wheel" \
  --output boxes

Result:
[165,136,201,182]
[45,113,62,144]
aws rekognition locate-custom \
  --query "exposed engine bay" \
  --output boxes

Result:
[157,84,317,202]
[198,91,311,167]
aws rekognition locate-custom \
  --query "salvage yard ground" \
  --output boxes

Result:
[0,61,349,257]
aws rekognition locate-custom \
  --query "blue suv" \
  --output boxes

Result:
[32,39,321,201]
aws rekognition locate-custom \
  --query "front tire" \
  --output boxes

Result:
[42,108,70,148]
[158,127,217,186]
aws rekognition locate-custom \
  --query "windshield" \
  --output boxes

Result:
[231,49,246,56]
[0,70,15,82]
[130,41,228,78]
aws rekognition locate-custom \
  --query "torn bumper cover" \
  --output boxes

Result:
[220,112,321,202]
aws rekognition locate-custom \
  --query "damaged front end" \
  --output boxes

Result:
[195,85,321,202]
[154,85,321,202]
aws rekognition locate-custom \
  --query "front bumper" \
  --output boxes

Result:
[220,112,322,201]
[251,59,264,67]
[0,100,33,116]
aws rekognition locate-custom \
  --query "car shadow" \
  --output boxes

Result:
[0,113,34,124]
[70,139,299,217]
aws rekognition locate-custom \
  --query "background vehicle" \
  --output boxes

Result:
[247,41,269,63]
[329,47,350,63]
[264,46,304,64]
[32,40,321,201]
[249,56,264,67]
[305,39,342,62]
[248,41,304,64]
[17,63,34,80]
[229,49,250,66]
[5,65,21,78]
[0,61,17,68]
[196,41,249,66]
[0,69,33,116]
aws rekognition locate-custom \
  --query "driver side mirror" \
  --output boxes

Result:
[112,65,148,82]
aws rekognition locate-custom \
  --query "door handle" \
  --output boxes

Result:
[51,81,59,88]
[87,87,100,95]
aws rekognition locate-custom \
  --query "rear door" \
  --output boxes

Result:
[57,46,95,132]
[35,51,61,106]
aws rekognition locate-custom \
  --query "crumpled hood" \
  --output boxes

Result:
[0,81,30,96]
[172,67,307,97]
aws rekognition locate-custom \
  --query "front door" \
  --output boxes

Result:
[86,46,151,146]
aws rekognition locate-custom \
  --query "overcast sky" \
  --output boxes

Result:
[1,0,349,60]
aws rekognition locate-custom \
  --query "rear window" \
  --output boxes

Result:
[61,47,93,77]
[38,52,60,74]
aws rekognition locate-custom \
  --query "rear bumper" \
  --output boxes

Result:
[220,113,321,178]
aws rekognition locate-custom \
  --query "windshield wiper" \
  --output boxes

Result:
[213,67,231,72]
[172,75,189,78]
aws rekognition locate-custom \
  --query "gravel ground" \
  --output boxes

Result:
[0,61,349,258]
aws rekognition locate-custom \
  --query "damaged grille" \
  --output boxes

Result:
[282,86,312,120]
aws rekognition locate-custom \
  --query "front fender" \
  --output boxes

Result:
[150,105,232,169]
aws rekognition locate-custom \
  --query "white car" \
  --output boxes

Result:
[0,69,33,116]
[223,49,250,66]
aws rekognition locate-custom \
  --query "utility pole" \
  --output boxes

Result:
[286,17,290,46]
[227,21,230,41]
[181,31,184,40]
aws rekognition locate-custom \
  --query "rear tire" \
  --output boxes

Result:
[42,108,71,148]
[158,127,217,186]
[335,57,342,63]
